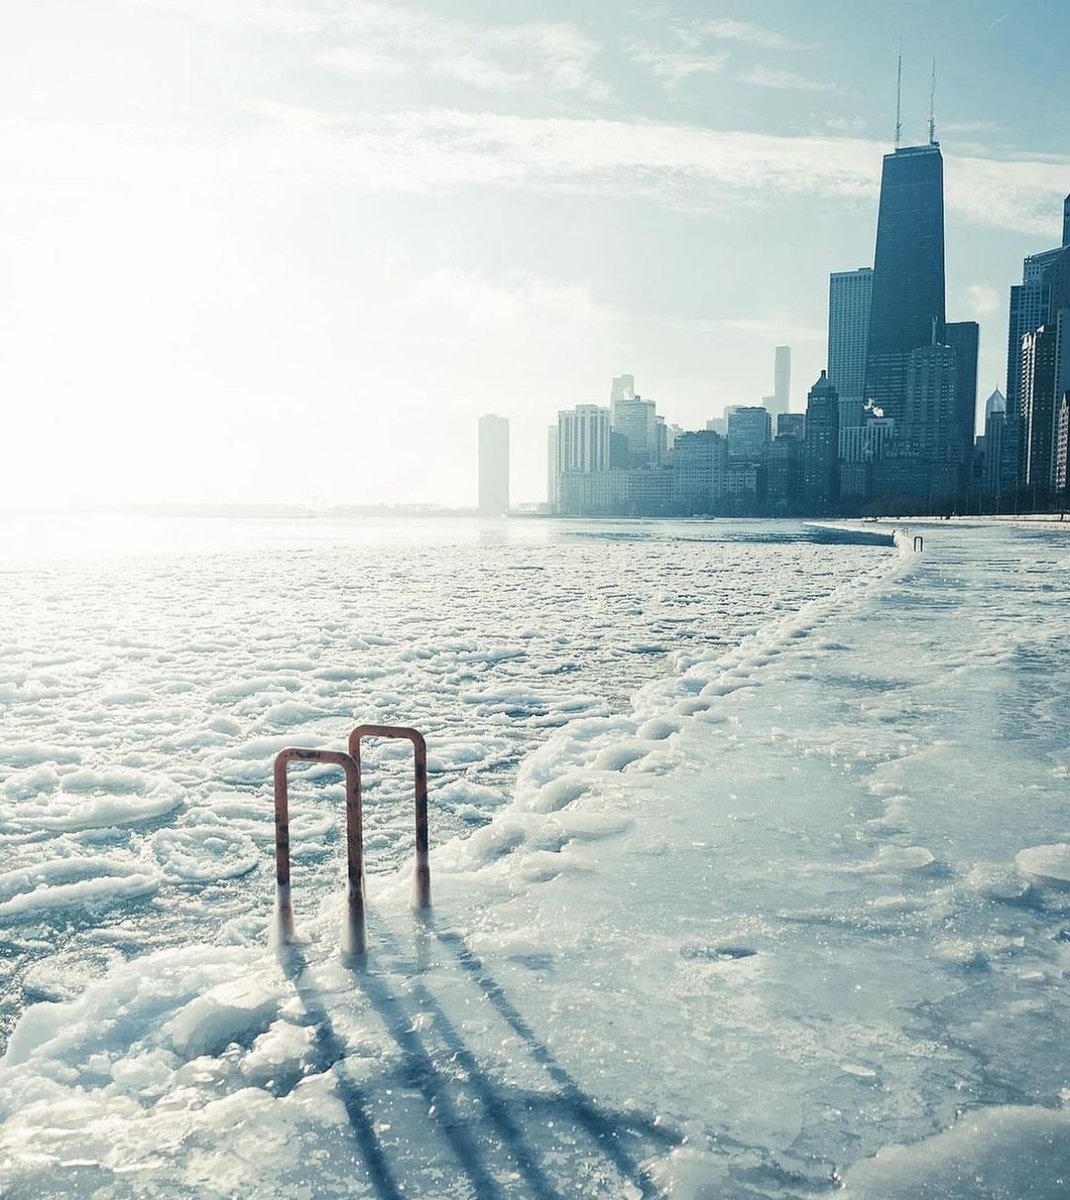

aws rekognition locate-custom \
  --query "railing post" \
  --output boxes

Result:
[348,725,431,912]
[273,748,366,955]
[913,535,924,552]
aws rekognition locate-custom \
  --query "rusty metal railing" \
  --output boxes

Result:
[271,725,430,956]
[348,724,431,912]
[273,747,367,955]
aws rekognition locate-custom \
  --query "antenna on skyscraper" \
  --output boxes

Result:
[928,58,937,144]
[895,47,903,149]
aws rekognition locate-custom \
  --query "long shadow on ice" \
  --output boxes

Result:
[279,919,677,1200]
[278,945,407,1200]
[432,925,678,1197]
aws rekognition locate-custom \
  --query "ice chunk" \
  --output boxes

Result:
[1015,843,1070,886]
[167,979,279,1059]
[842,1105,1070,1197]
[0,857,159,919]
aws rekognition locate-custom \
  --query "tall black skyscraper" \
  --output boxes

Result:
[865,143,946,425]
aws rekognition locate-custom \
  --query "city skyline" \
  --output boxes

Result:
[3,1,1069,509]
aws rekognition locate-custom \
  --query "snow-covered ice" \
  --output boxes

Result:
[2,516,1070,1197]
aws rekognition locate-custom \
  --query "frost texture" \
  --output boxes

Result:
[2,516,1070,1197]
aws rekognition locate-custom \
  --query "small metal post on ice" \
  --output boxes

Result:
[273,747,367,955]
[913,535,924,552]
[348,724,431,912]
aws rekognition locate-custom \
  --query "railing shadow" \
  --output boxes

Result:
[277,944,405,1200]
[278,918,680,1200]
[430,924,678,1198]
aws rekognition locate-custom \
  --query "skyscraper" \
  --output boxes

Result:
[865,143,946,425]
[556,405,610,474]
[612,395,658,467]
[1003,202,1070,500]
[478,414,509,516]
[763,346,791,418]
[1020,326,1059,498]
[945,320,979,472]
[547,425,559,512]
[981,389,1006,498]
[726,406,771,460]
[803,372,840,514]
[828,268,873,427]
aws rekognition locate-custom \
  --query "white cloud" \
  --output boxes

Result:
[219,105,1066,237]
[737,66,837,93]
[147,0,608,99]
[965,284,1001,318]
[6,103,1066,242]
[624,41,729,89]
[658,313,826,343]
[699,19,817,51]
[409,269,620,333]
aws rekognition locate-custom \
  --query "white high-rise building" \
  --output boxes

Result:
[557,405,610,474]
[828,268,874,428]
[610,375,635,408]
[772,346,791,416]
[547,425,560,512]
[478,414,509,516]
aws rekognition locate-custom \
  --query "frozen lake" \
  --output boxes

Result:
[0,515,883,1049]
[4,516,1069,1198]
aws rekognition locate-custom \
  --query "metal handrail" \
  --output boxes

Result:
[913,535,924,551]
[348,724,431,912]
[273,747,367,955]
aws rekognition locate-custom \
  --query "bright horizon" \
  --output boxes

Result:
[4,0,1068,509]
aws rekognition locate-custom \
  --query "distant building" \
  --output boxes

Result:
[1020,325,1059,499]
[727,406,771,461]
[547,425,559,512]
[904,344,959,489]
[1002,203,1070,499]
[725,461,761,512]
[775,346,791,413]
[763,346,791,418]
[552,405,611,515]
[839,416,895,464]
[777,412,805,440]
[557,405,610,474]
[979,389,1006,499]
[610,375,635,406]
[672,430,727,514]
[765,435,804,513]
[1056,395,1070,497]
[629,468,673,516]
[705,416,727,437]
[559,468,629,517]
[612,395,658,467]
[478,414,509,516]
[828,268,873,428]
[945,321,979,472]
[803,372,839,514]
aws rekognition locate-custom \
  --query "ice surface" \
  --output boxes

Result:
[2,517,1070,1197]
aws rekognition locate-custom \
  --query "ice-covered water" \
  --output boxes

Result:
[4,516,1069,1198]
[0,515,881,1048]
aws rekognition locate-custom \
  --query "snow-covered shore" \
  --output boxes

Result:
[3,522,1070,1197]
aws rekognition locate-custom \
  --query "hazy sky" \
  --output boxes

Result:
[3,0,1068,508]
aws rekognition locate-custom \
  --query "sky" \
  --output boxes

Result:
[2,0,1068,509]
